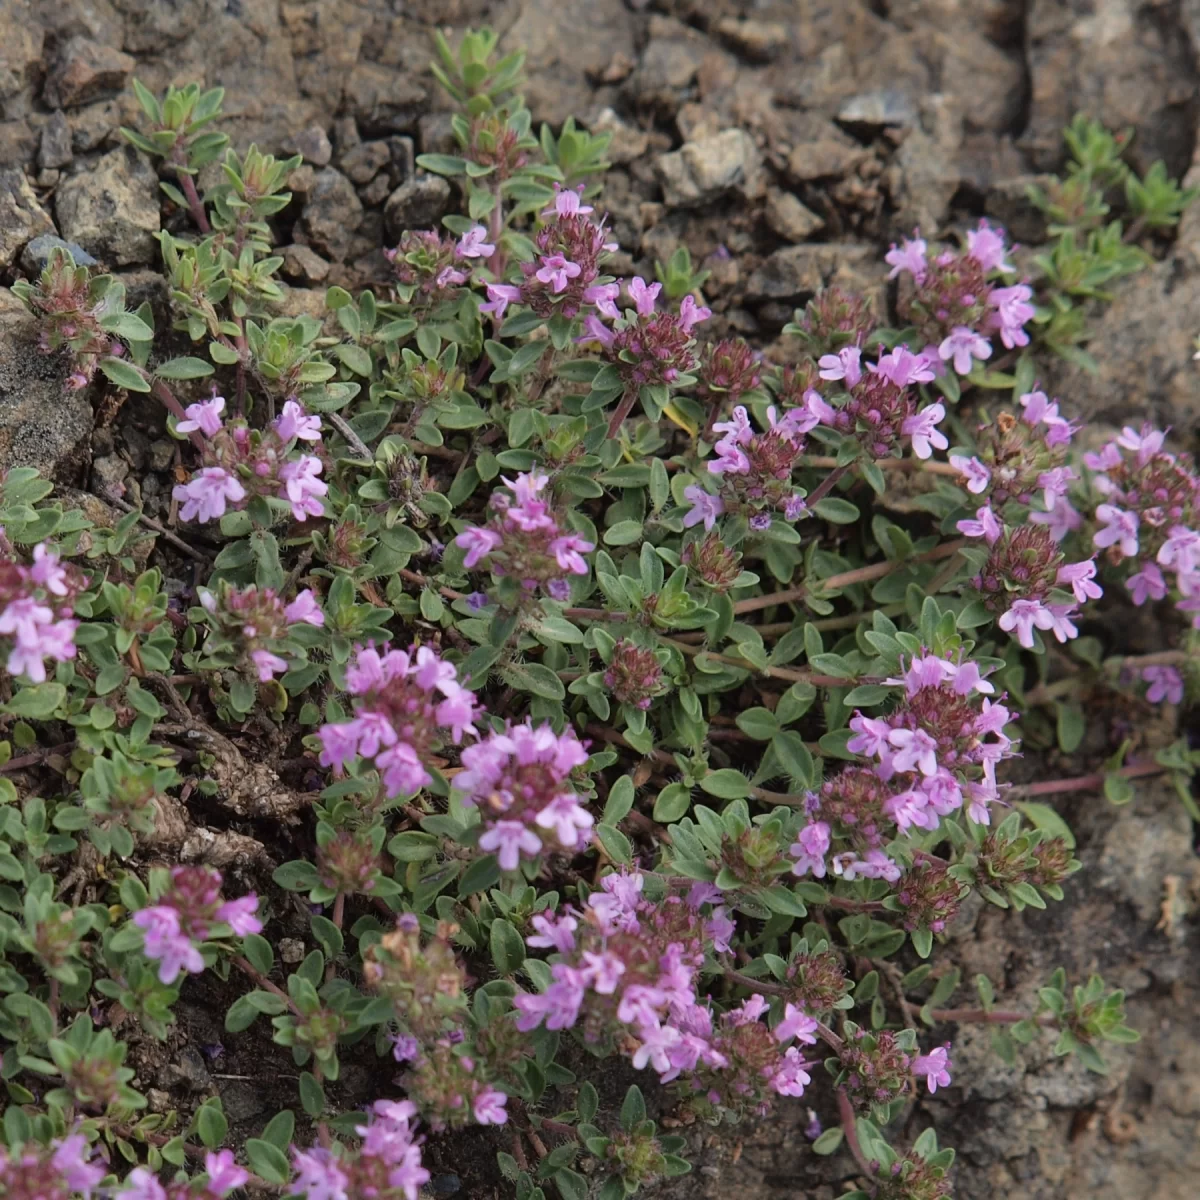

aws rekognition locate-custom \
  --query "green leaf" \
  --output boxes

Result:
[812,497,860,524]
[499,661,565,700]
[603,776,635,825]
[735,707,780,740]
[260,1110,295,1151]
[554,1169,588,1200]
[242,933,274,975]
[1015,802,1076,849]
[653,782,691,823]
[812,1127,844,1155]
[771,731,814,788]
[595,823,632,864]
[155,356,215,380]
[245,1139,290,1184]
[299,1072,325,1118]
[5,684,66,719]
[459,855,501,896]
[489,918,526,974]
[699,769,751,799]
[1055,702,1085,754]
[195,1104,228,1149]
[309,914,344,959]
[99,357,151,392]
[619,1085,646,1131]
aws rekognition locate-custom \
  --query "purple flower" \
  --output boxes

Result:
[1029,495,1081,541]
[1056,560,1102,604]
[390,1033,420,1062]
[278,455,328,521]
[535,253,581,293]
[173,467,246,523]
[912,1044,953,1093]
[789,820,830,879]
[884,233,928,281]
[1117,423,1167,465]
[580,950,626,994]
[455,525,502,568]
[682,485,724,531]
[833,850,901,882]
[456,225,495,259]
[544,185,593,217]
[205,1149,250,1196]
[1127,563,1167,605]
[479,820,543,870]
[275,400,322,443]
[1158,526,1200,575]
[988,283,1035,349]
[847,714,892,758]
[998,598,1055,648]
[133,906,205,984]
[250,648,287,681]
[1094,504,1139,559]
[548,533,594,575]
[632,1022,682,1075]
[873,345,936,388]
[706,906,736,953]
[513,964,585,1031]
[466,591,490,611]
[888,727,939,776]
[51,1134,106,1198]
[284,589,325,626]
[290,1146,351,1200]
[949,455,990,494]
[473,1088,508,1125]
[956,505,1002,545]
[121,1167,168,1200]
[627,276,661,317]
[775,1003,819,1045]
[527,909,578,953]
[749,512,771,531]
[901,402,948,459]
[584,281,621,318]
[679,293,711,333]
[769,1046,813,1097]
[938,326,992,375]
[534,792,595,850]
[818,346,862,386]
[215,894,262,936]
[480,283,523,320]
[1143,665,1184,704]
[578,313,614,346]
[966,221,1013,272]
[177,393,226,437]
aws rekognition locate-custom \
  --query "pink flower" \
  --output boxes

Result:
[947,659,994,696]
[884,233,927,281]
[284,589,325,626]
[789,820,830,879]
[472,1088,508,1125]
[998,598,1055,648]
[177,393,226,437]
[1093,504,1139,558]
[278,455,327,521]
[1157,526,1200,575]
[513,965,585,1031]
[456,225,495,258]
[817,346,862,386]
[215,894,262,935]
[1030,495,1081,541]
[988,284,1035,349]
[28,543,69,595]
[480,283,523,320]
[275,400,322,442]
[479,820,543,870]
[888,727,939,776]
[706,906,736,953]
[1037,466,1077,510]
[251,648,288,680]
[1046,603,1079,644]
[884,787,935,833]
[527,910,578,953]
[873,346,936,387]
[632,1022,682,1075]
[291,1147,351,1200]
[133,906,205,984]
[548,533,594,575]
[912,1044,953,1093]
[627,276,661,316]
[775,1003,818,1045]
[580,950,626,994]
[173,467,246,523]
[578,313,614,346]
[901,402,948,459]
[679,293,711,332]
[847,714,892,758]
[938,326,992,375]
[966,220,1013,272]
[769,1046,812,1097]
[1056,560,1102,604]
[682,485,724,530]
[544,185,593,217]
[1116,423,1166,464]
[456,525,502,568]
[584,281,621,318]
[535,253,581,293]
[1143,665,1184,704]
[1127,562,1167,605]
[121,1167,168,1200]
[833,849,901,882]
[956,505,1002,544]
[204,1150,250,1197]
[534,792,594,849]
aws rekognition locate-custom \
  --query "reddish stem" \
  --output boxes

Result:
[178,170,211,235]
[1010,759,1164,798]
[801,462,851,512]
[231,954,301,1015]
[837,1087,876,1178]
[606,389,638,439]
[927,1007,1056,1027]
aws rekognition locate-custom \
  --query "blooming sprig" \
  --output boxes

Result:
[131,866,261,984]
[0,537,83,683]
[317,644,479,798]
[118,1151,248,1200]
[454,470,594,605]
[453,720,594,868]
[193,582,324,682]
[386,229,479,302]
[0,1131,105,1200]
[171,393,327,524]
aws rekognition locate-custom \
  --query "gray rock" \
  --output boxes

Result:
[0,6,43,101]
[417,113,457,157]
[39,110,73,170]
[785,138,866,183]
[837,89,917,129]
[0,121,37,171]
[20,235,98,275]
[341,140,391,185]
[278,937,305,964]
[746,242,874,302]
[90,453,129,499]
[765,192,825,242]
[714,17,790,61]
[43,36,134,109]
[0,287,93,481]
[361,174,391,208]
[0,170,55,271]
[344,63,426,134]
[984,175,1056,245]
[655,129,764,209]
[889,95,964,235]
[387,135,415,183]
[55,147,160,266]
[383,173,451,240]
[297,168,363,262]
[156,1045,212,1094]
[288,124,332,167]
[280,243,331,283]
[67,100,121,154]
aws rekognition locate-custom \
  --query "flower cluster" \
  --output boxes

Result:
[514,873,814,1114]
[120,1151,248,1200]
[602,639,668,710]
[453,720,593,868]
[887,220,1035,373]
[0,1131,105,1200]
[289,1100,429,1200]
[697,337,763,407]
[132,866,261,984]
[1083,423,1200,622]
[484,186,618,321]
[386,227,489,303]
[455,470,594,604]
[0,537,82,683]
[582,276,710,391]
[811,345,948,459]
[317,644,478,798]
[195,582,324,681]
[172,394,327,524]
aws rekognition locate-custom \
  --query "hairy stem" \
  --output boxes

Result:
[1009,758,1165,797]
[837,1087,876,1178]
[606,389,638,439]
[801,462,851,512]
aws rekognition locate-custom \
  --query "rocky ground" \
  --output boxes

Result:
[2,1,1199,1198]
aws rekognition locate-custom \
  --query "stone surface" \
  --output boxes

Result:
[343,63,426,134]
[655,129,764,209]
[43,36,135,109]
[341,140,391,185]
[287,124,332,167]
[745,242,875,302]
[54,146,160,266]
[0,1,43,101]
[39,110,73,170]
[296,168,362,262]
[0,288,93,480]
[0,169,55,271]
[383,173,451,240]
[764,191,824,242]
[280,243,331,283]
[20,235,97,275]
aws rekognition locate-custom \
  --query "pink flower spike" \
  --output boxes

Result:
[177,393,226,437]
[682,485,724,531]
[627,276,661,317]
[789,820,830,879]
[949,455,991,494]
[1093,504,1139,559]
[274,400,322,442]
[577,313,614,346]
[938,326,992,376]
[204,1150,250,1196]
[284,589,325,626]
[583,281,621,318]
[215,894,262,936]
[278,455,328,522]
[885,232,928,281]
[902,402,948,459]
[966,220,1013,272]
[1056,560,1102,604]
[456,225,495,259]
[473,1088,508,1125]
[479,820,543,870]
[775,1003,819,1045]
[535,253,581,293]
[455,525,502,568]
[817,346,862,387]
[1143,665,1184,705]
[480,283,523,320]
[998,598,1055,648]
[956,505,1002,545]
[251,648,288,681]
[679,294,711,333]
[1126,562,1167,606]
[912,1044,953,1093]
[173,467,246,524]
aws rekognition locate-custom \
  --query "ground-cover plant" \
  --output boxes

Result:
[2,25,1198,1200]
